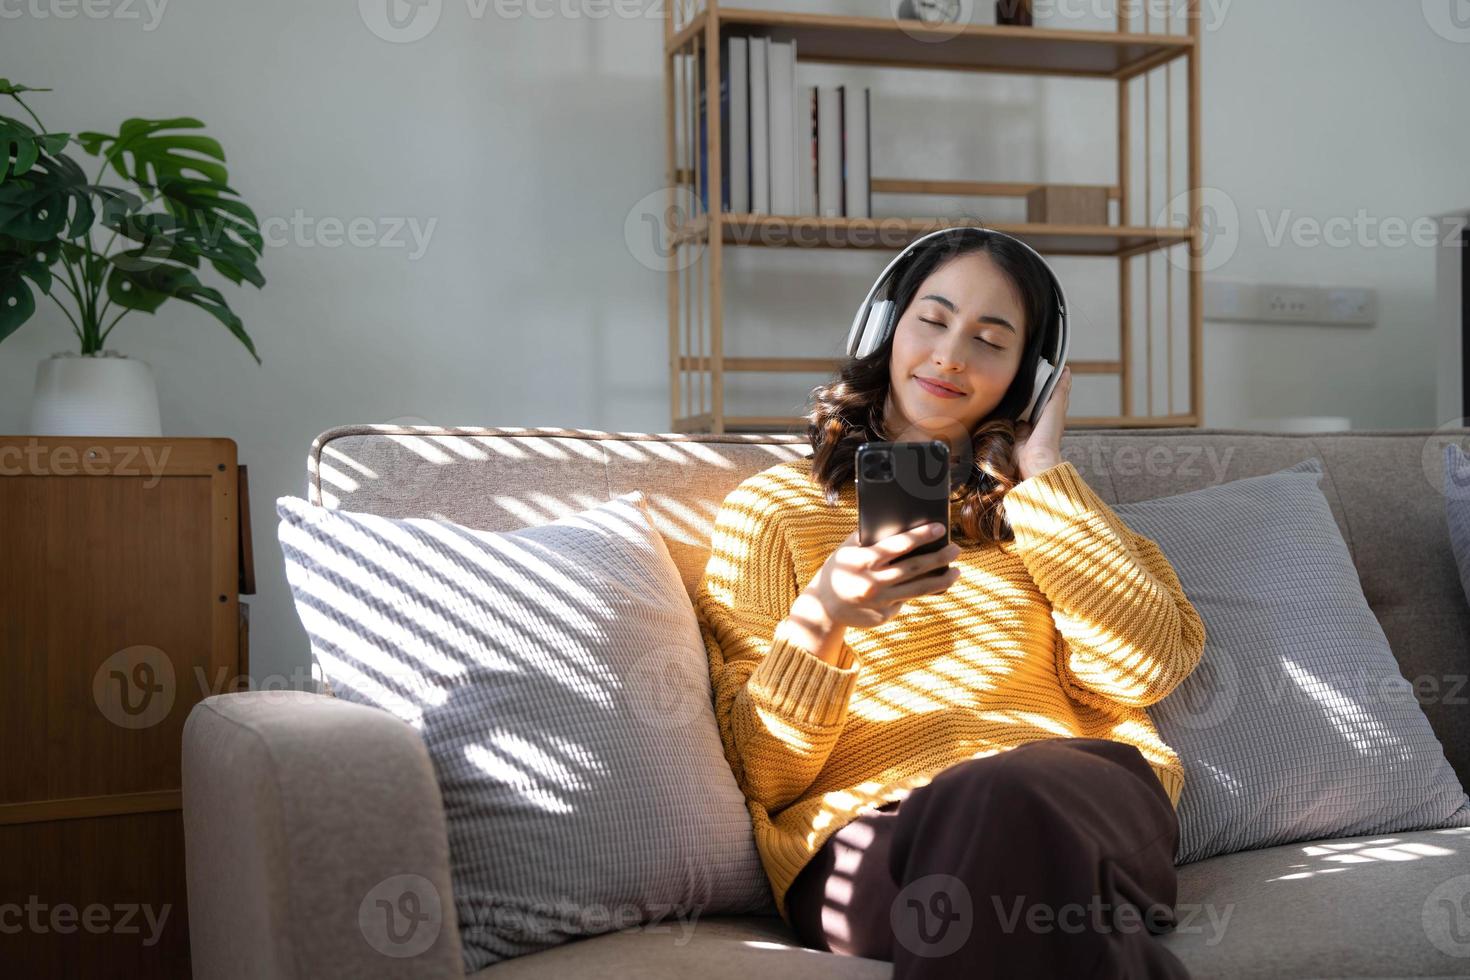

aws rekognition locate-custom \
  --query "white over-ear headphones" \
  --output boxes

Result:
[844,226,1071,425]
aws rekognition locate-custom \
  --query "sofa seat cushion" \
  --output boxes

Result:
[471,826,1470,979]
[468,914,890,980]
[1161,825,1470,978]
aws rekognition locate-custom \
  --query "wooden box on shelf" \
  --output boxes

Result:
[0,436,252,979]
[1026,184,1110,226]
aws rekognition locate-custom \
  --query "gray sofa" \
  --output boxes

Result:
[183,425,1470,979]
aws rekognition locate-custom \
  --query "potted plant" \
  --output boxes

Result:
[0,79,265,436]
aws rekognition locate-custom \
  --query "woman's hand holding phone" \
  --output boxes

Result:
[779,521,959,668]
[801,523,961,630]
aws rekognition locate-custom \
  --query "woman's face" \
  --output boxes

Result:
[882,251,1028,444]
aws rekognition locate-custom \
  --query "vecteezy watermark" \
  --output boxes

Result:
[0,0,168,31]
[1155,660,1469,733]
[723,214,952,251]
[624,194,992,273]
[93,646,176,730]
[0,897,172,946]
[624,185,705,274]
[359,874,445,958]
[93,647,328,730]
[892,873,974,958]
[1155,186,1240,274]
[1423,873,1470,958]
[192,664,323,698]
[258,210,437,261]
[1422,0,1470,44]
[360,0,441,42]
[884,407,979,507]
[0,439,172,489]
[1250,664,1463,712]
[1151,648,1240,732]
[359,0,663,43]
[891,0,976,43]
[1059,436,1238,486]
[624,641,720,736]
[106,202,437,266]
[992,896,1235,946]
[1258,210,1468,252]
[1156,188,1468,274]
[1421,416,1470,500]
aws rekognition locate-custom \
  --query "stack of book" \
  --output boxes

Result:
[698,36,871,219]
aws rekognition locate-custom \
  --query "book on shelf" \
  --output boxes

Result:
[844,85,871,219]
[816,85,843,218]
[815,84,872,219]
[749,37,768,212]
[698,39,871,220]
[766,38,798,215]
[799,85,817,217]
[728,37,749,213]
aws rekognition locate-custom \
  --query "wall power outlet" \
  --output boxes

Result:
[1204,281,1377,326]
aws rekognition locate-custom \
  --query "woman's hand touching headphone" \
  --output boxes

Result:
[1014,365,1071,482]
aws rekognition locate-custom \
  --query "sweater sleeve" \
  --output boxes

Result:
[1003,459,1206,710]
[695,479,862,813]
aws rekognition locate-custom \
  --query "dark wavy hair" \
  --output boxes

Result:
[805,227,1059,546]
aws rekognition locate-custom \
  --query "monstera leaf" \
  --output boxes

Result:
[0,117,68,184]
[0,234,57,340]
[0,147,94,241]
[77,117,228,189]
[103,177,264,288]
[104,254,259,362]
[0,131,92,339]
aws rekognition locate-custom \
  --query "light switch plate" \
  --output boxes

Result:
[1204,280,1377,326]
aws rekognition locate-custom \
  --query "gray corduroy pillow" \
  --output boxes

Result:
[1447,443,1470,607]
[277,491,774,972]
[1113,458,1470,864]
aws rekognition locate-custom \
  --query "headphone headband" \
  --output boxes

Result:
[844,226,1071,424]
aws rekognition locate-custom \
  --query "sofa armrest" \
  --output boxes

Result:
[182,691,464,979]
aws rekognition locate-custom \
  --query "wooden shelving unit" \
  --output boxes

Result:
[664,2,1204,434]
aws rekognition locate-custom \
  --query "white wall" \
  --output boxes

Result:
[3,0,1467,685]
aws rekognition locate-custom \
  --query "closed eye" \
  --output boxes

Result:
[920,318,1004,350]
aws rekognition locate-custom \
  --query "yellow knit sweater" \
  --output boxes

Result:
[695,455,1207,926]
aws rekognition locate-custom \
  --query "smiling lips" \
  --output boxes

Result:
[915,376,966,399]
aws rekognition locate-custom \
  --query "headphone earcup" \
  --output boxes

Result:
[855,300,895,358]
[1018,359,1056,424]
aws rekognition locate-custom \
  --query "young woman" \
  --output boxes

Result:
[694,228,1207,979]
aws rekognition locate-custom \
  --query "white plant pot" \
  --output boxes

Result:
[28,351,163,437]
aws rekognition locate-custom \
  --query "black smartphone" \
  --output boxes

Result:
[855,440,952,564]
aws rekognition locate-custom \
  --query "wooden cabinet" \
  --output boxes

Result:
[0,437,250,977]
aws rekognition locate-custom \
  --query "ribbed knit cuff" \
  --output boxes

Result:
[1155,765,1184,811]
[1005,459,1126,547]
[746,634,861,730]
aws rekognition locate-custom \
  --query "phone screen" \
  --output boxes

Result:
[855,441,952,556]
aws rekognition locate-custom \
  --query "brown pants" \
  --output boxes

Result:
[784,737,1191,979]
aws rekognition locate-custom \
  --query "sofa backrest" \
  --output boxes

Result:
[307,424,1470,784]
